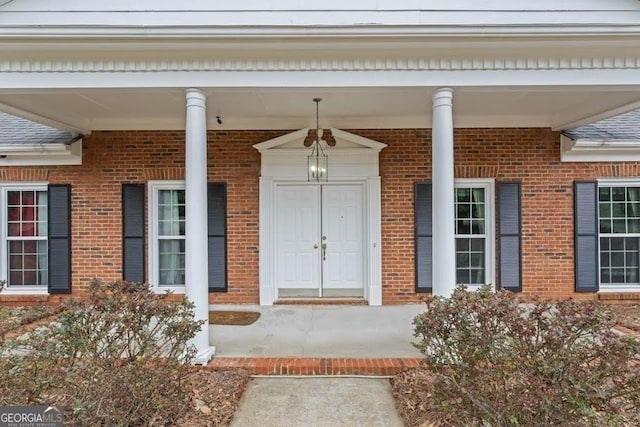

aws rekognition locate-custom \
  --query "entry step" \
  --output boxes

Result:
[275,297,367,305]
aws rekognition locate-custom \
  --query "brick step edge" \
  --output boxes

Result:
[205,357,422,376]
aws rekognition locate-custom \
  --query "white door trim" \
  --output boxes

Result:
[255,129,385,305]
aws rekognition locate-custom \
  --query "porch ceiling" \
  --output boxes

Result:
[1,86,640,133]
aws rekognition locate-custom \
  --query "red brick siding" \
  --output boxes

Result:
[1,128,638,305]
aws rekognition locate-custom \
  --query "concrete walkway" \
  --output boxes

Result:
[210,304,425,426]
[230,377,404,427]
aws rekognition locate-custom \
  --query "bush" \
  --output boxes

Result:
[413,285,640,426]
[0,279,205,426]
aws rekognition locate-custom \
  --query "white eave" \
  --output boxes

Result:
[561,135,640,162]
[0,139,82,166]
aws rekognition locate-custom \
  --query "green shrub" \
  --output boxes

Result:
[0,279,205,426]
[413,285,640,426]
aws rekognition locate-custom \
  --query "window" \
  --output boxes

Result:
[149,182,185,292]
[455,186,488,285]
[455,182,493,287]
[598,183,640,289]
[415,179,496,292]
[1,185,48,291]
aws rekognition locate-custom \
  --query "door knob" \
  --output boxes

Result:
[314,244,319,249]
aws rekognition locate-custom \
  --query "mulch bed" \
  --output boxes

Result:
[178,368,251,426]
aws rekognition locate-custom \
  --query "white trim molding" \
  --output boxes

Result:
[2,56,640,74]
[0,182,49,295]
[254,128,386,305]
[147,180,186,295]
[561,135,640,162]
[0,140,82,166]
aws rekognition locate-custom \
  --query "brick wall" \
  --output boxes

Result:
[1,128,638,305]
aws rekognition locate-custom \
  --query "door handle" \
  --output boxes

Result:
[321,243,327,261]
[314,244,319,249]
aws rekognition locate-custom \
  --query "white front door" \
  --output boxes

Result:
[275,184,364,298]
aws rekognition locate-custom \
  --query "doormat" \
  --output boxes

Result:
[209,310,261,326]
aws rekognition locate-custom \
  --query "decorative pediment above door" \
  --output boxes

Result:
[253,128,387,180]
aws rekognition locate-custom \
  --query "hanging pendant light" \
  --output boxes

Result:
[308,98,328,182]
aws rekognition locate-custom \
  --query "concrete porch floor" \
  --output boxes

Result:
[208,304,426,358]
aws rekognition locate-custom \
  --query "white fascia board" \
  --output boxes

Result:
[2,24,640,39]
[560,135,640,162]
[3,69,640,91]
[0,140,82,166]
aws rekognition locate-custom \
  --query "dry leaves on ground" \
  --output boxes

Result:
[178,369,251,427]
[607,304,640,332]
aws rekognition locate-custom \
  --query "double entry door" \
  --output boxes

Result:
[275,184,364,298]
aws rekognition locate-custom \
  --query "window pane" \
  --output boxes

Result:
[158,239,185,286]
[472,203,484,220]
[456,252,469,268]
[456,188,471,203]
[471,188,485,203]
[6,190,47,238]
[457,204,470,220]
[471,253,485,268]
[471,239,484,251]
[611,252,624,267]
[612,187,626,201]
[599,236,640,285]
[599,203,611,218]
[456,237,485,286]
[457,220,470,234]
[7,239,48,286]
[470,269,485,284]
[471,220,485,234]
[456,239,469,251]
[610,237,624,251]
[456,269,470,285]
[613,219,626,233]
[157,190,185,237]
[611,268,626,283]
[599,187,610,201]
[600,220,612,233]
[627,187,640,202]
[612,202,625,218]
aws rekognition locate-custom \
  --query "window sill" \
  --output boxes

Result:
[598,286,640,293]
[1,287,49,296]
[153,286,186,295]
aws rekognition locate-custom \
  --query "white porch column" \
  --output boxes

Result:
[431,88,456,297]
[185,88,215,364]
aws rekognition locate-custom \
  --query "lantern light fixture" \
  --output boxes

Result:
[307,98,328,182]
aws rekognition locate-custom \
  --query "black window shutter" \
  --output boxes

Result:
[208,183,227,292]
[122,184,145,283]
[48,185,71,294]
[574,181,599,292]
[415,182,433,292]
[498,182,522,292]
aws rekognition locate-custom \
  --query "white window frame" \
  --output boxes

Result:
[454,179,495,289]
[148,180,186,294]
[597,179,640,292]
[0,182,49,295]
